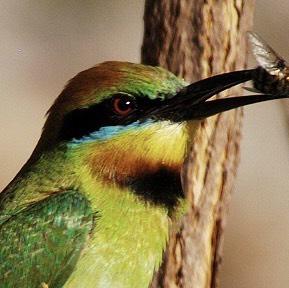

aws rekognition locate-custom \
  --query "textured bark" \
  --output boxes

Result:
[142,1,255,287]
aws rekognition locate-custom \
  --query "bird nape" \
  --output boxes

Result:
[0,35,288,288]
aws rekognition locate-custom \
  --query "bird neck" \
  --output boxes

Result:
[68,120,198,213]
[63,121,197,287]
[1,120,198,288]
[64,166,175,288]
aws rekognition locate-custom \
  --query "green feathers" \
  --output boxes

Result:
[0,62,189,288]
[1,61,268,287]
[0,191,93,288]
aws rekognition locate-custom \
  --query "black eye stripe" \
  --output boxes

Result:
[59,101,110,141]
[58,94,164,141]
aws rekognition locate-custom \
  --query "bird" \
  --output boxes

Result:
[0,60,287,288]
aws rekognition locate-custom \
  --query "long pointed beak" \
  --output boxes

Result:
[173,69,254,105]
[152,68,289,122]
[184,94,288,119]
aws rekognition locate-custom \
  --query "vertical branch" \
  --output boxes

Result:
[142,1,255,287]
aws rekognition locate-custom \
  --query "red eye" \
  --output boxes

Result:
[112,94,136,116]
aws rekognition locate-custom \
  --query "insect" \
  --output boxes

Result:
[249,32,289,96]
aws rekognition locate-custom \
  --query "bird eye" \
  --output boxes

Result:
[112,94,136,116]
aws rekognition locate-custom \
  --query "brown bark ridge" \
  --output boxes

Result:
[142,1,255,287]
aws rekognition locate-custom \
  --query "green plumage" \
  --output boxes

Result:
[0,62,187,288]
[1,61,273,287]
[0,191,93,287]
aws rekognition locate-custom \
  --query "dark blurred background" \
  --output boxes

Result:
[1,1,289,287]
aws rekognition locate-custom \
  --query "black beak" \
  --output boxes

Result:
[151,68,289,122]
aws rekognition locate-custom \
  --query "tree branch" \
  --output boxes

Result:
[142,1,255,287]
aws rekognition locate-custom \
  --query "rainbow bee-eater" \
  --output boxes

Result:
[1,39,288,287]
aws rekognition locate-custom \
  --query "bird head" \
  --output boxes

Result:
[31,61,285,192]
[35,61,193,185]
